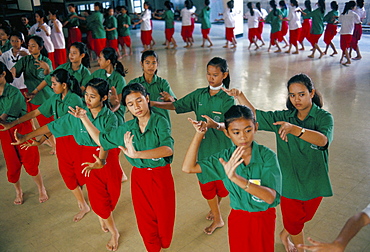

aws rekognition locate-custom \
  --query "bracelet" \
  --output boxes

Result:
[43,134,49,140]
[297,127,306,138]
[244,180,251,190]
[34,87,39,94]
[216,123,221,130]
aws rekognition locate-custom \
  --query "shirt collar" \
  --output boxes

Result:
[131,111,156,134]
[141,74,158,85]
[86,106,109,120]
[287,103,319,120]
[0,83,10,97]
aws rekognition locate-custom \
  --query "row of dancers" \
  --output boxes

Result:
[1,35,335,251]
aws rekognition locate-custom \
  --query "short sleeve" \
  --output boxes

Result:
[47,114,74,138]
[316,111,334,147]
[100,125,126,150]
[256,110,281,132]
[198,152,227,184]
[38,96,54,117]
[13,57,26,78]
[260,146,282,195]
[157,116,174,150]
[173,91,196,114]
[362,203,370,218]
[161,79,176,99]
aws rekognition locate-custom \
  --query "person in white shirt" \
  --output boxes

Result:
[299,203,370,252]
[48,9,66,67]
[338,1,360,65]
[217,0,237,48]
[350,0,366,60]
[134,2,153,52]
[29,9,55,68]
[0,31,29,92]
[284,0,302,54]
[181,0,196,47]
[244,2,263,50]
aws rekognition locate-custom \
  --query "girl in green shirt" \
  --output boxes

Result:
[153,1,177,49]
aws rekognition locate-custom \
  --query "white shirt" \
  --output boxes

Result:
[29,23,54,53]
[353,7,366,21]
[223,9,236,28]
[48,19,65,49]
[0,48,29,89]
[287,7,302,30]
[140,9,152,31]
[363,203,370,218]
[339,10,361,34]
[244,9,262,28]
[260,8,268,19]
[181,8,195,26]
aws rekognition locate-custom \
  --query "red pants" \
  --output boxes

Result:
[308,33,322,46]
[0,121,40,183]
[165,28,175,41]
[248,28,258,43]
[299,19,312,43]
[48,52,56,69]
[27,103,53,127]
[289,28,301,47]
[198,180,229,200]
[351,23,362,50]
[118,36,131,47]
[55,136,85,190]
[270,31,283,45]
[281,196,322,235]
[93,38,107,57]
[228,208,276,252]
[181,25,192,41]
[257,21,264,40]
[141,30,152,46]
[81,146,122,219]
[225,27,235,42]
[67,27,82,48]
[340,34,352,51]
[323,23,337,45]
[201,28,210,39]
[281,21,289,36]
[54,48,67,67]
[131,164,175,252]
[107,39,118,50]
[86,31,94,51]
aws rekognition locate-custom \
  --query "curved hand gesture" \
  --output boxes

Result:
[273,121,294,142]
[68,106,87,119]
[219,146,244,180]
[20,139,41,150]
[11,129,26,145]
[188,118,207,134]
[201,115,219,129]
[160,91,175,102]
[119,132,138,158]
[34,59,49,71]
[109,86,120,108]
[24,91,36,102]
[81,154,104,177]
[221,87,242,98]
[0,121,13,131]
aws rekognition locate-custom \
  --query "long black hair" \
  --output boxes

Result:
[330,1,338,11]
[286,73,323,110]
[85,78,110,106]
[247,2,254,16]
[101,47,127,77]
[207,57,230,89]
[164,1,174,10]
[50,68,82,97]
[291,0,299,8]
[318,0,326,14]
[227,0,234,12]
[224,105,256,130]
[270,0,279,16]
[342,1,356,15]
[0,62,14,83]
[205,0,210,11]
[256,2,262,12]
[304,0,312,12]
[70,42,90,68]
[141,50,159,75]
[10,30,27,48]
[29,35,48,57]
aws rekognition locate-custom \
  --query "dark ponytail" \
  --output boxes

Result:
[0,62,14,83]
[318,0,326,14]
[247,2,254,16]
[101,47,128,77]
[304,0,312,12]
[207,57,230,89]
[227,0,234,12]
[256,2,262,12]
[286,73,323,110]
[270,1,278,16]
[50,68,82,97]
[70,42,90,68]
[342,1,356,15]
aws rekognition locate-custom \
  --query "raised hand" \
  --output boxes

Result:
[273,121,294,142]
[11,129,27,145]
[119,132,138,158]
[201,115,219,129]
[34,59,49,71]
[188,118,207,134]
[81,154,105,177]
[219,146,244,180]
[24,91,36,102]
[68,106,87,119]
[160,91,175,102]
[109,86,120,108]
[221,87,242,98]
[20,139,41,150]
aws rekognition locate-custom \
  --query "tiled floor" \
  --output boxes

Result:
[1,21,369,251]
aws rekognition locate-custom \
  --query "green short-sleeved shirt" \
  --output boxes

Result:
[199,7,211,29]
[44,62,91,89]
[105,16,118,40]
[161,10,175,29]
[280,8,288,18]
[0,40,11,54]
[306,8,325,34]
[128,75,176,123]
[0,83,27,122]
[90,69,126,124]
[99,111,174,168]
[66,12,80,27]
[48,106,117,146]
[173,87,234,159]
[302,9,311,20]
[89,11,106,39]
[265,9,283,33]
[323,10,339,24]
[14,54,53,105]
[117,14,131,37]
[38,91,83,119]
[198,142,282,212]
[256,104,334,200]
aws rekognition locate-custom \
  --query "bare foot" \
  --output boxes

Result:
[208,44,213,48]
[200,44,205,47]
[255,46,260,50]
[280,230,297,252]
[342,61,351,66]
[206,210,214,221]
[165,46,170,49]
[318,52,324,59]
[274,49,282,53]
[308,54,314,58]
[299,47,305,51]
[121,173,128,182]
[283,44,289,48]
[230,45,236,49]
[99,218,109,233]
[14,192,24,205]
[184,45,190,48]
[172,44,177,49]
[330,52,338,57]
[39,187,48,203]
[106,233,120,251]
[352,56,362,60]
[73,204,90,222]
[285,50,290,53]
[223,45,228,48]
[292,51,299,54]
[204,220,224,235]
